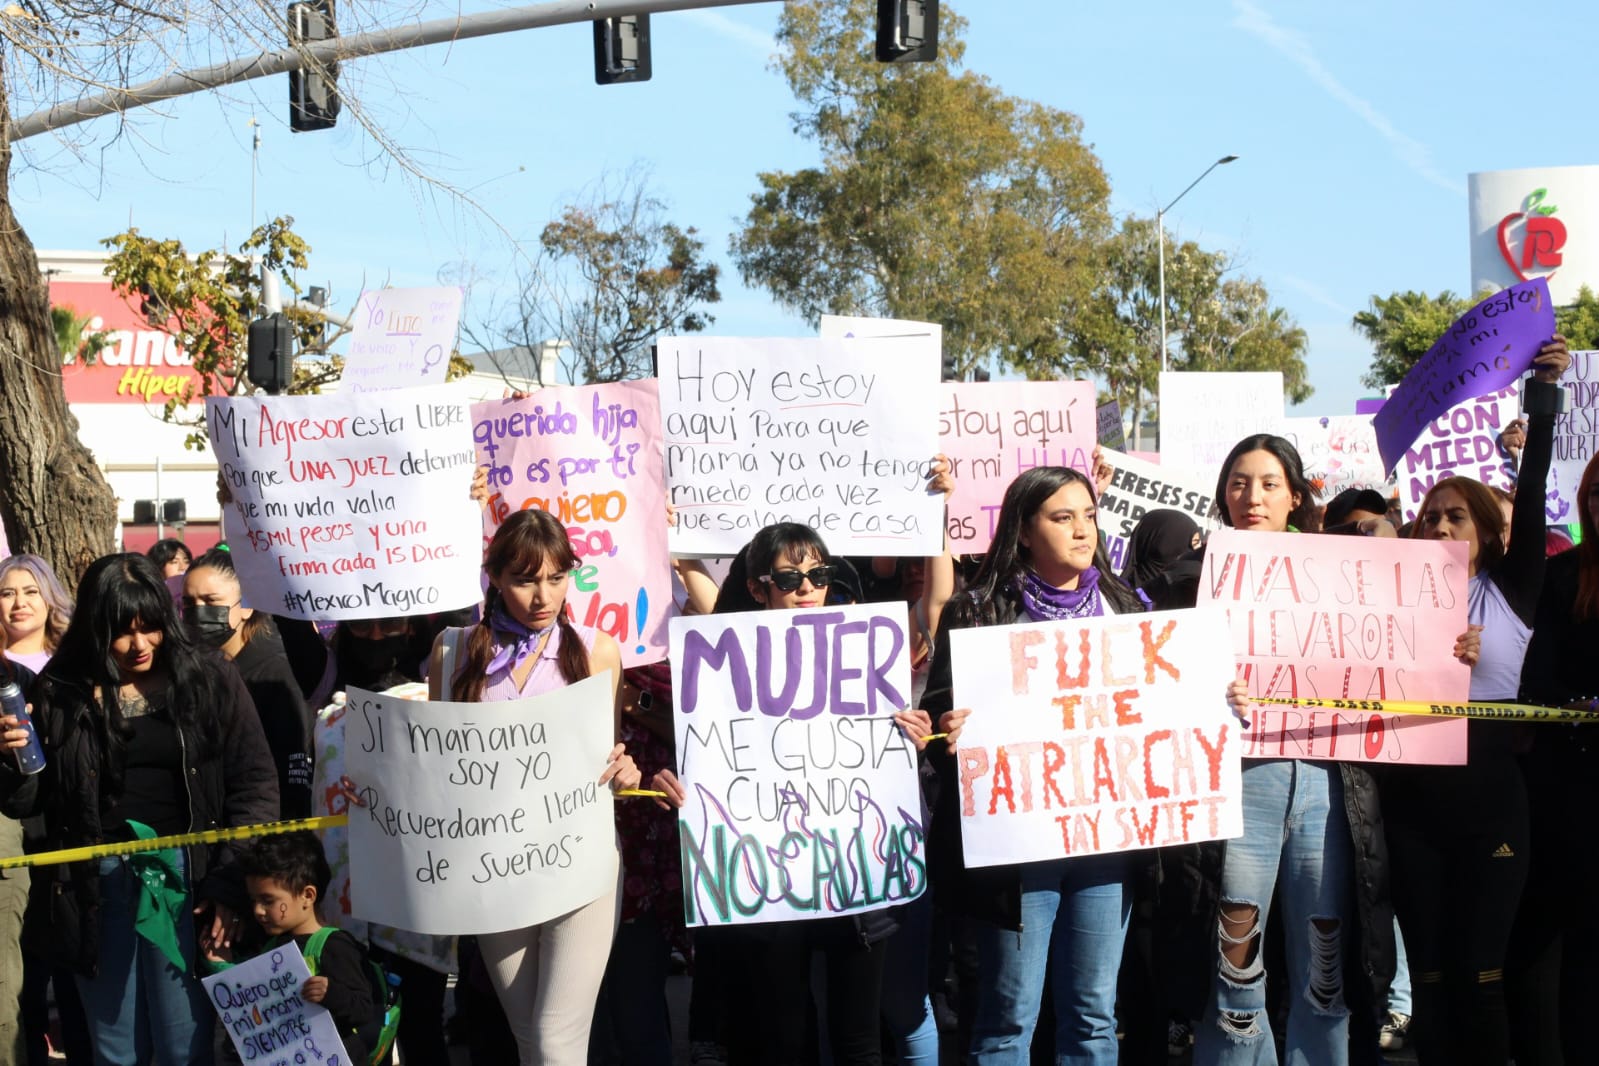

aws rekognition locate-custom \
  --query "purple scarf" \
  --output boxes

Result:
[485,605,556,675]
[1016,565,1104,622]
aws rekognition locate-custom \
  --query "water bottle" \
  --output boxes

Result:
[0,681,45,775]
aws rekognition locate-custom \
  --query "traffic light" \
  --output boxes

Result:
[248,313,294,395]
[875,0,938,63]
[594,14,651,84]
[288,0,340,132]
[941,351,960,382]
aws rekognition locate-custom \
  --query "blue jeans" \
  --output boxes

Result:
[969,854,1131,1066]
[882,892,938,1066]
[1194,760,1352,1066]
[1389,917,1411,1016]
[75,855,213,1066]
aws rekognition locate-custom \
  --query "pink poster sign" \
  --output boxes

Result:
[1199,529,1470,765]
[939,380,1095,552]
[471,381,674,666]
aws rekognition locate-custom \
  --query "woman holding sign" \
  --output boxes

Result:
[1389,336,1570,1066]
[923,466,1150,1065]
[1152,434,1397,1066]
[0,553,280,1066]
[430,508,639,1066]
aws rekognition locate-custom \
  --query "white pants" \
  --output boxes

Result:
[477,879,620,1066]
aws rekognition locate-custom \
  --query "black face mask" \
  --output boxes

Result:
[343,634,412,682]
[182,604,235,648]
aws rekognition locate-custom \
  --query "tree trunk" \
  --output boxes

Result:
[0,71,118,585]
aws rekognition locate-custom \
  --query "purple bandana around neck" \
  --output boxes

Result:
[485,605,557,675]
[1016,565,1103,622]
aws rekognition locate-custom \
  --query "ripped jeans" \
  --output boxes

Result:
[1194,759,1352,1066]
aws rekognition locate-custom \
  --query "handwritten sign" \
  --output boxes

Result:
[1552,348,1599,526]
[342,286,464,393]
[1097,400,1127,451]
[950,608,1242,866]
[1396,386,1518,523]
[1374,278,1553,473]
[344,675,619,935]
[935,381,1095,552]
[1158,372,1286,477]
[207,385,482,621]
[1096,449,1216,573]
[473,381,673,666]
[670,604,926,926]
[202,941,351,1066]
[657,336,942,557]
[1281,416,1392,500]
[1199,529,1470,764]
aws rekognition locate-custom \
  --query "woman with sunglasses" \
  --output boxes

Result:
[654,521,926,1066]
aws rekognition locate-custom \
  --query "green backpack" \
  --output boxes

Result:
[299,926,402,1066]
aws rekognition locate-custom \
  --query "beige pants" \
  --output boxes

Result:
[477,878,620,1066]
[0,816,28,1065]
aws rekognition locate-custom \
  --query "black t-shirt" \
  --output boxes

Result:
[116,698,188,837]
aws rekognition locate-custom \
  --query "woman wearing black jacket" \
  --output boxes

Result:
[0,553,279,1065]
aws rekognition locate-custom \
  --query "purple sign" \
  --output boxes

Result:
[1355,397,1386,415]
[1373,278,1554,473]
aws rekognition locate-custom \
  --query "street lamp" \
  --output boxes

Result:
[1158,155,1238,374]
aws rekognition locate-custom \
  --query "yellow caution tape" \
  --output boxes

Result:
[1255,696,1599,723]
[0,814,350,870]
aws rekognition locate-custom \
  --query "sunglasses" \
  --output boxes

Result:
[761,565,836,592]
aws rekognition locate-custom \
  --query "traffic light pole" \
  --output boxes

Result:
[13,0,773,141]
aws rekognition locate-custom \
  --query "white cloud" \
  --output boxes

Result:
[678,9,775,60]
[1231,1,1463,197]
[1279,273,1356,319]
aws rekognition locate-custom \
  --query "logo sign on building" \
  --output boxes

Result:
[49,279,206,405]
[1469,165,1599,305]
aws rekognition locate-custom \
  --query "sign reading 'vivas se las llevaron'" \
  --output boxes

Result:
[1199,529,1470,764]
[670,604,926,927]
[951,608,1243,867]
[207,385,483,620]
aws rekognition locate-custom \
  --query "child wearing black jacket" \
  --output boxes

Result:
[238,831,379,1064]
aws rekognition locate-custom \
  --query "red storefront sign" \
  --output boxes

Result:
[50,279,206,404]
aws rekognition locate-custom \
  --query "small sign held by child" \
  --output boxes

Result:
[202,939,351,1066]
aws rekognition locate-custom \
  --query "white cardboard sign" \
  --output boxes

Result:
[342,286,464,393]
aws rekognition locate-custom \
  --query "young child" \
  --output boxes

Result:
[239,831,380,1064]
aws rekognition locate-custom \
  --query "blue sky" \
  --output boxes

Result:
[14,0,1596,417]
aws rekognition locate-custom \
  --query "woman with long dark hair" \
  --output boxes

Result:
[431,509,639,1066]
[1151,433,1403,1066]
[923,466,1147,1064]
[0,553,278,1064]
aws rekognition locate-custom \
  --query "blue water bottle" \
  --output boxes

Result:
[0,681,45,775]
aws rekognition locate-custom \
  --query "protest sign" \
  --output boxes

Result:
[670,604,926,926]
[207,384,482,621]
[1395,386,1519,523]
[657,336,942,557]
[342,286,464,392]
[203,940,350,1066]
[1552,348,1599,525]
[818,313,940,348]
[1281,415,1393,500]
[1096,449,1216,573]
[1158,372,1286,476]
[344,674,618,935]
[1200,528,1470,764]
[950,608,1242,866]
[1097,400,1127,451]
[1373,278,1554,473]
[936,380,1095,552]
[473,381,672,666]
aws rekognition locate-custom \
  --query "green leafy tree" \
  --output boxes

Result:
[1352,290,1474,389]
[101,218,342,445]
[731,0,1109,377]
[485,170,720,384]
[1053,217,1310,431]
[50,305,111,365]
[1556,285,1599,351]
